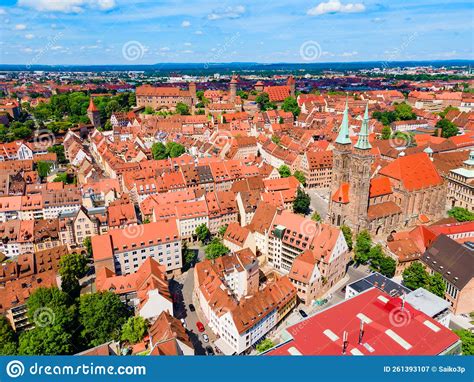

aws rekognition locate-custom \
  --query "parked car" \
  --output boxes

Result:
[205,346,215,355]
[196,321,205,332]
[299,309,308,318]
[202,334,209,343]
[188,304,196,312]
[180,318,187,328]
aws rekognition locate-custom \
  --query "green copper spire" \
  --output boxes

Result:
[354,103,372,150]
[335,99,351,145]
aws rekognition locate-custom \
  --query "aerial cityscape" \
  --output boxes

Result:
[0,0,473,368]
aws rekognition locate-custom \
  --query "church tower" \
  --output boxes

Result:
[347,103,373,232]
[328,100,352,226]
[229,74,238,102]
[87,98,101,129]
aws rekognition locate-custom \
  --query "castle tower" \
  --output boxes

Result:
[254,81,264,93]
[87,98,101,129]
[229,74,238,102]
[327,100,352,226]
[347,103,373,232]
[189,82,197,104]
[287,75,296,97]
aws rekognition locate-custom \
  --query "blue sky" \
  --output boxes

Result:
[0,0,473,65]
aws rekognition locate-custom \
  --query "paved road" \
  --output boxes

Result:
[170,248,217,356]
[307,188,330,219]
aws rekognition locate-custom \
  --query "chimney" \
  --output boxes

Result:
[358,319,364,344]
[342,331,348,354]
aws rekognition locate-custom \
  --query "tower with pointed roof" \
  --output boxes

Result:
[287,75,296,97]
[347,103,373,232]
[328,100,353,227]
[87,98,101,129]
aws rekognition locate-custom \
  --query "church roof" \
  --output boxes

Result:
[354,103,372,150]
[335,100,351,145]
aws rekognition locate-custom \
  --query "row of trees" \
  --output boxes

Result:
[372,102,416,126]
[448,207,474,222]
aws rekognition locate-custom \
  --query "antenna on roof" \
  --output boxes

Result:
[358,319,364,345]
[342,331,348,354]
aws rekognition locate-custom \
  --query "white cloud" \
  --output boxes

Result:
[25,33,35,39]
[307,0,365,16]
[160,47,170,51]
[181,20,191,27]
[0,8,6,15]
[15,24,27,30]
[18,0,116,13]
[184,42,192,46]
[181,50,193,54]
[195,30,203,35]
[208,5,245,20]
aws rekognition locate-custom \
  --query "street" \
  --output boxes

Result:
[307,188,330,219]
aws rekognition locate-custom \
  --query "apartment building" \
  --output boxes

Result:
[92,219,182,277]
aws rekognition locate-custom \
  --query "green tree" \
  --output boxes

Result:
[255,92,276,111]
[83,237,92,256]
[281,96,300,117]
[218,224,228,238]
[48,145,67,164]
[402,262,429,290]
[121,316,148,344]
[18,325,73,355]
[59,252,89,296]
[448,207,474,222]
[354,230,372,264]
[439,106,459,119]
[166,142,186,158]
[293,188,311,215]
[293,170,306,186]
[53,172,74,184]
[278,165,291,178]
[176,102,190,115]
[368,245,396,278]
[427,272,446,298]
[37,161,52,179]
[0,316,17,355]
[79,292,130,347]
[453,329,474,355]
[205,238,230,260]
[311,212,321,222]
[196,224,211,243]
[151,142,168,160]
[394,102,416,120]
[381,126,392,140]
[341,225,353,251]
[256,338,275,353]
[271,135,281,145]
[26,287,76,330]
[436,118,459,138]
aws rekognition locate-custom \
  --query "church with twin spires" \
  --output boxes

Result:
[327,102,446,236]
